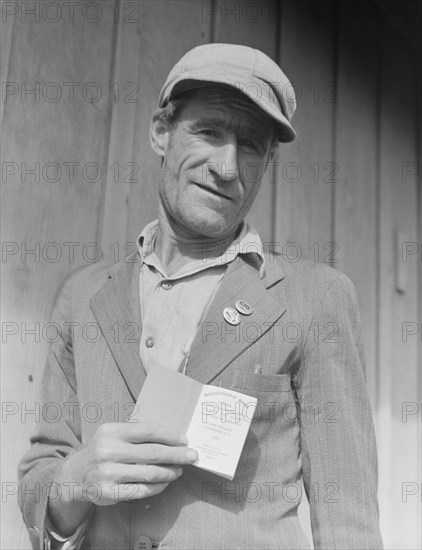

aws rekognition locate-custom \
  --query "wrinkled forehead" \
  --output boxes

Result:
[177,85,277,137]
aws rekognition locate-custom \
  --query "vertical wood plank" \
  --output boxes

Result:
[275,0,335,264]
[99,2,140,260]
[1,5,116,548]
[334,2,379,407]
[123,0,210,245]
[377,28,420,549]
[212,0,278,243]
[0,5,15,125]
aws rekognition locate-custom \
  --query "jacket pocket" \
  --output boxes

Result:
[230,370,298,429]
[231,370,291,394]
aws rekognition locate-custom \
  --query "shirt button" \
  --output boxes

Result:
[133,535,152,550]
[161,281,172,290]
[145,336,155,348]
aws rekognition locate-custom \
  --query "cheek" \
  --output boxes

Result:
[242,162,264,185]
[240,160,266,198]
[165,141,205,181]
[240,185,261,217]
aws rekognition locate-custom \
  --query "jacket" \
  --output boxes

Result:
[18,250,383,549]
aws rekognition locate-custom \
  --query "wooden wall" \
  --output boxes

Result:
[1,1,420,548]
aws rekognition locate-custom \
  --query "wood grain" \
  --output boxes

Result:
[377,30,421,548]
[334,1,379,407]
[275,0,336,264]
[1,6,116,548]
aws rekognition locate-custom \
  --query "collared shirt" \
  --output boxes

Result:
[137,219,265,373]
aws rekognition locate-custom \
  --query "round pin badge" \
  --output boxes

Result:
[235,300,253,316]
[223,306,241,326]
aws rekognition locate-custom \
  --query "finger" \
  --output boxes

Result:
[102,422,188,446]
[91,438,195,465]
[119,442,198,465]
[102,482,171,504]
[99,463,183,484]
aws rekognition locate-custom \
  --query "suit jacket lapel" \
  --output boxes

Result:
[89,250,286,396]
[90,255,145,402]
[186,255,287,384]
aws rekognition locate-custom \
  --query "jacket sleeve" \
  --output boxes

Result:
[17,276,93,550]
[297,272,383,549]
[45,512,92,550]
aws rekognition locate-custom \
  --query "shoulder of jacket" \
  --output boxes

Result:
[53,258,128,307]
[265,250,340,282]
[264,250,357,299]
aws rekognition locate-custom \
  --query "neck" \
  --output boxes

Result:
[155,203,240,276]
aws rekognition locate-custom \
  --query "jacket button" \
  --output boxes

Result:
[133,535,152,550]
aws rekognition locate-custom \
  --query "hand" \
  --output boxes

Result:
[57,421,197,506]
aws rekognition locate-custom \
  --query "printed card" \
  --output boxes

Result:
[131,363,257,480]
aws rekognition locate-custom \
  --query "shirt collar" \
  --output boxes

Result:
[138,219,160,260]
[137,219,266,279]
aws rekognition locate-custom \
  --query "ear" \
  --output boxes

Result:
[268,146,276,164]
[150,115,171,158]
[264,143,277,169]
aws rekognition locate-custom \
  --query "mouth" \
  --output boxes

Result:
[194,182,232,201]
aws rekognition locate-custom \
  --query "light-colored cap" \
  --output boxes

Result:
[159,43,297,143]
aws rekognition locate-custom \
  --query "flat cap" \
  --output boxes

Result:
[159,43,297,142]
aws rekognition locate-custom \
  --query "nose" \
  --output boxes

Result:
[208,141,239,183]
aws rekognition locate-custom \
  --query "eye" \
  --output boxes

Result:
[197,128,219,138]
[239,139,261,154]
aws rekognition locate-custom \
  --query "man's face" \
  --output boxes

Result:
[153,87,277,239]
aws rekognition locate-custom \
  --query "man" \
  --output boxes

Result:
[18,43,383,549]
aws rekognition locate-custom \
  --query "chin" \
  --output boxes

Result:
[182,211,234,239]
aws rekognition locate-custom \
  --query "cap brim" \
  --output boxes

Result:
[161,78,296,143]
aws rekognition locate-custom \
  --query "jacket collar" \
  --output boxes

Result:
[90,250,285,401]
[90,254,145,402]
[186,253,286,384]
